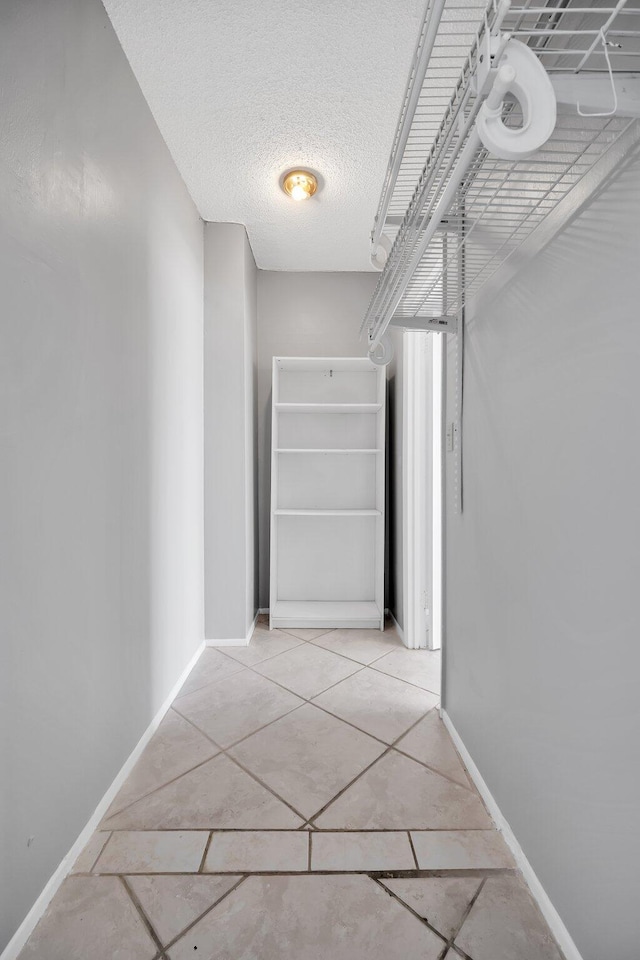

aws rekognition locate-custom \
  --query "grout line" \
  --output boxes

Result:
[217,633,308,668]
[120,875,168,958]
[198,831,214,873]
[448,876,485,948]
[101,753,220,825]
[91,830,116,873]
[99,827,492,832]
[305,704,448,825]
[171,699,295,754]
[308,832,312,872]
[250,658,369,702]
[367,659,442,696]
[305,744,396,825]
[87,867,513,879]
[86,831,112,873]
[161,874,249,952]
[172,658,247,701]
[223,752,308,824]
[407,831,420,870]
[174,699,306,755]
[280,628,335,642]
[391,745,477,794]
[371,876,448,944]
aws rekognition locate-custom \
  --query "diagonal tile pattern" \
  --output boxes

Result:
[18,623,565,960]
[372,646,441,694]
[166,875,446,960]
[309,626,403,664]
[454,876,564,960]
[175,647,244,698]
[102,754,304,829]
[104,708,219,818]
[18,876,158,960]
[381,876,482,940]
[312,667,439,743]
[220,623,303,666]
[229,702,386,819]
[313,751,492,829]
[254,642,362,698]
[174,669,303,748]
[395,709,471,787]
[126,874,242,946]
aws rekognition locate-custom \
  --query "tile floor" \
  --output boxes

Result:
[19,620,565,960]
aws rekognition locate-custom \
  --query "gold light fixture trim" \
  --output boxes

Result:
[282,169,318,201]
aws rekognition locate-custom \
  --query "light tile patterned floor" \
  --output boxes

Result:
[19,622,565,960]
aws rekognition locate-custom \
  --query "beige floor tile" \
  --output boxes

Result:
[314,752,493,829]
[175,648,245,699]
[69,831,111,874]
[103,755,304,830]
[18,876,157,960]
[104,709,218,819]
[311,831,415,871]
[205,831,309,872]
[455,876,563,960]
[381,877,482,939]
[127,874,241,945]
[312,668,438,743]
[229,702,385,819]
[311,627,403,664]
[254,643,361,699]
[94,830,208,873]
[174,670,303,748]
[166,875,445,960]
[395,710,470,788]
[219,625,303,666]
[410,829,514,869]
[281,627,334,640]
[372,647,441,694]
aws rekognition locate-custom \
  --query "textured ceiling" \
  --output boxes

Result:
[102,0,422,270]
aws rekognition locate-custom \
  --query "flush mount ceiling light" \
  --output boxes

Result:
[282,169,318,201]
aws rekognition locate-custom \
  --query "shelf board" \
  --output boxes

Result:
[275,509,381,517]
[275,403,382,414]
[276,448,382,454]
[271,600,383,629]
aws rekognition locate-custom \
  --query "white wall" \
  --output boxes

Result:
[257,272,378,607]
[444,151,640,959]
[204,223,258,640]
[0,0,204,949]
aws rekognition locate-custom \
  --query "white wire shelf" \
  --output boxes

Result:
[364,0,640,346]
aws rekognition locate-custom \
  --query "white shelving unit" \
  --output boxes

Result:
[269,357,386,631]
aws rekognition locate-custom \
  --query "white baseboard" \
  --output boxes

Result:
[388,609,405,643]
[258,607,269,615]
[1,640,206,960]
[441,709,583,960]
[206,611,258,647]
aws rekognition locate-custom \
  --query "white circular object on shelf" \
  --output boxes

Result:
[370,233,392,271]
[368,333,395,366]
[477,39,557,162]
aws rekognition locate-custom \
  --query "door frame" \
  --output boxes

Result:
[402,329,443,650]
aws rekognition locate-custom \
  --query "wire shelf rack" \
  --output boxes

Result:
[363,0,640,346]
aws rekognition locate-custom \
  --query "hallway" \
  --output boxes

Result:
[19,622,562,959]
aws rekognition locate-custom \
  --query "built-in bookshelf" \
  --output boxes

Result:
[269,357,385,630]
